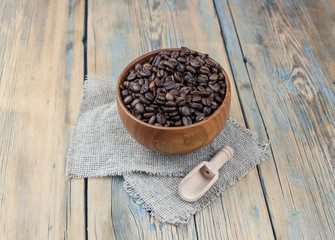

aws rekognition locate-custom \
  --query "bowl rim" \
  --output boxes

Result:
[116,48,231,131]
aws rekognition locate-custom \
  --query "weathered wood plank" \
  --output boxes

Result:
[87,0,274,238]
[214,0,335,238]
[0,0,85,239]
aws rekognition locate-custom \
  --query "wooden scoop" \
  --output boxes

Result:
[178,146,234,202]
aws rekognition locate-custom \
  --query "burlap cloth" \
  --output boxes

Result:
[66,75,268,224]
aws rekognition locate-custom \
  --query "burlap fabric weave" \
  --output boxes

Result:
[66,75,268,224]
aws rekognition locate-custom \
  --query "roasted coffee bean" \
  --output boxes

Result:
[209,73,219,81]
[148,115,156,124]
[131,98,141,108]
[185,65,197,75]
[190,59,202,68]
[180,106,191,116]
[212,83,220,93]
[127,73,137,81]
[134,103,144,114]
[156,113,166,125]
[140,84,149,93]
[182,116,192,126]
[145,92,155,101]
[140,95,150,104]
[192,96,202,102]
[121,47,226,126]
[166,101,176,107]
[124,95,133,105]
[164,61,175,69]
[121,90,129,97]
[166,92,175,101]
[143,112,155,118]
[145,107,155,112]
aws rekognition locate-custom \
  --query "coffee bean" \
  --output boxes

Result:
[135,103,144,114]
[180,106,191,116]
[185,65,197,75]
[121,47,226,126]
[127,73,137,81]
[124,95,133,105]
[131,98,141,108]
[121,90,129,97]
[190,59,202,68]
[166,101,176,107]
[140,95,150,104]
[157,113,166,125]
[164,61,175,69]
[209,73,219,81]
[166,92,174,101]
[182,116,192,126]
[145,107,155,112]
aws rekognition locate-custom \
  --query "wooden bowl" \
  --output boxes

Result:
[116,48,231,154]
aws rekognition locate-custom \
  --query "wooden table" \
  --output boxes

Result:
[1,0,334,239]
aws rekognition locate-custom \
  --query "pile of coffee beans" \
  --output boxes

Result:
[120,47,226,127]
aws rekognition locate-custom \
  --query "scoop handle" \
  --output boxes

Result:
[209,146,234,170]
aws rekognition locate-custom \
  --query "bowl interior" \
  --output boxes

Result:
[117,48,231,130]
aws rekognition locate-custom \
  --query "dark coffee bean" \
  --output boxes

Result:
[145,92,155,101]
[186,95,192,102]
[164,107,178,113]
[143,112,155,118]
[185,65,196,75]
[124,95,133,105]
[127,73,137,81]
[171,50,180,58]
[202,98,211,106]
[203,107,211,115]
[131,98,141,107]
[196,112,205,122]
[209,73,219,81]
[148,115,156,124]
[192,96,202,102]
[166,101,176,107]
[135,63,142,71]
[169,111,179,117]
[211,101,219,109]
[153,56,161,66]
[171,115,181,121]
[215,94,223,103]
[219,72,225,80]
[205,58,215,66]
[190,91,203,96]
[164,81,176,90]
[189,102,199,108]
[174,72,182,82]
[219,89,226,97]
[177,57,186,63]
[200,65,210,74]
[145,107,155,112]
[156,113,166,125]
[177,99,186,107]
[140,84,149,93]
[130,83,141,92]
[198,74,208,82]
[182,116,192,126]
[157,99,166,105]
[181,47,191,55]
[166,92,174,101]
[175,120,182,126]
[121,90,129,97]
[180,106,191,116]
[138,78,144,86]
[134,103,144,114]
[140,70,151,77]
[212,83,220,92]
[149,104,159,108]
[140,95,150,104]
[190,59,202,68]
[169,88,180,96]
[164,61,175,69]
[198,86,206,92]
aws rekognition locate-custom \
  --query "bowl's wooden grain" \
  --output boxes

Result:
[117,48,231,154]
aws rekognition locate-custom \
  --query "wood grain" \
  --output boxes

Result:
[214,0,335,238]
[0,0,85,239]
[87,0,274,238]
